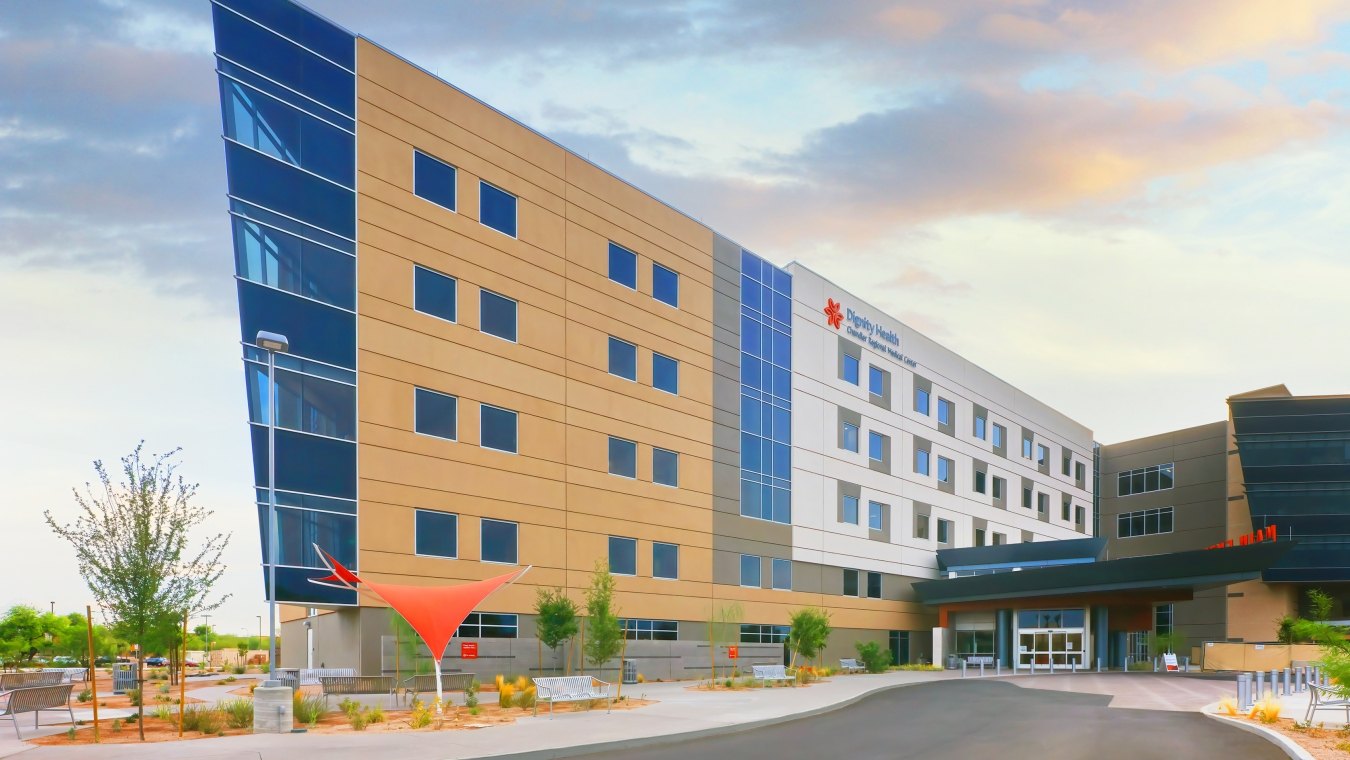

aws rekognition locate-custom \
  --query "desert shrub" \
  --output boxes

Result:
[514,684,537,710]
[125,688,141,706]
[124,712,138,724]
[1218,697,1238,716]
[223,675,237,684]
[292,692,326,727]
[1127,661,1153,672]
[637,673,645,683]
[1250,690,1282,723]
[157,684,170,695]
[896,663,943,671]
[111,719,123,733]
[855,641,891,674]
[65,727,76,741]
[367,705,384,724]
[76,688,92,703]
[220,699,253,729]
[153,705,171,720]
[181,705,222,734]
[464,679,479,709]
[409,698,433,728]
[231,665,246,675]
[339,697,362,719]
[498,678,515,708]
[348,709,368,731]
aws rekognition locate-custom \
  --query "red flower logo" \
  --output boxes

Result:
[824,299,843,329]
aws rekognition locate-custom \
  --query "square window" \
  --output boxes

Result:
[608,337,637,380]
[937,456,952,483]
[413,265,457,323]
[973,470,986,494]
[843,568,859,597]
[937,518,951,544]
[414,509,457,558]
[653,353,679,394]
[914,513,929,539]
[609,242,637,289]
[869,366,885,396]
[842,421,859,453]
[868,501,883,531]
[413,150,456,211]
[480,404,518,453]
[938,398,952,425]
[842,494,859,524]
[740,554,761,587]
[481,518,518,564]
[609,536,637,576]
[842,354,859,385]
[653,263,679,307]
[653,447,679,487]
[866,571,882,599]
[653,542,678,579]
[609,436,637,478]
[868,431,885,462]
[479,180,517,237]
[771,558,792,590]
[915,387,930,415]
[414,387,458,441]
[480,289,517,342]
[915,448,930,476]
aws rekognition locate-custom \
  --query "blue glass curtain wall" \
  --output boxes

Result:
[739,250,792,523]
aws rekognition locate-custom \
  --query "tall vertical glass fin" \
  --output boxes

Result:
[213,0,357,605]
[739,250,792,523]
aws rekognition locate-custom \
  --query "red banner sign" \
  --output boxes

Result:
[461,642,478,659]
[727,646,738,660]
[1208,524,1277,550]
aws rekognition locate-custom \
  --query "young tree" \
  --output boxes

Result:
[534,587,579,676]
[45,444,229,740]
[706,602,743,682]
[787,608,832,669]
[583,560,623,675]
[0,606,44,663]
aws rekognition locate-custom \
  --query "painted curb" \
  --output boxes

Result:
[1202,705,1315,760]
[476,678,933,760]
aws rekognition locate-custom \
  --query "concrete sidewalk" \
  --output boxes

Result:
[11,672,948,760]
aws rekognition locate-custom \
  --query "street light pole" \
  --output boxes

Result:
[203,614,211,671]
[256,330,289,682]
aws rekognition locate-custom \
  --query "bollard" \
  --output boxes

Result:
[1296,666,1304,692]
[1271,669,1280,696]
[1255,670,1265,699]
[997,661,1002,677]
[1049,658,1055,674]
[1182,656,1190,673]
[1237,672,1251,710]
[1096,657,1102,673]
[980,662,985,678]
[961,660,967,679]
[1153,657,1159,673]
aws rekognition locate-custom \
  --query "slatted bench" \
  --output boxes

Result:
[301,667,356,685]
[401,672,475,705]
[0,672,64,693]
[319,675,396,708]
[1306,684,1350,723]
[531,676,612,718]
[752,664,794,685]
[839,658,864,673]
[49,668,89,683]
[1,684,74,739]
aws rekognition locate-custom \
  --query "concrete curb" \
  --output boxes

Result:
[1201,704,1315,760]
[479,678,929,760]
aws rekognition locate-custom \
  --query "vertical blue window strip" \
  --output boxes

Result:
[739,250,792,524]
[215,0,357,604]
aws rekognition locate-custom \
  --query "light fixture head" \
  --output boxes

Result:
[255,330,290,353]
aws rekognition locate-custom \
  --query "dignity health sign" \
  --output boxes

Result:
[824,298,919,369]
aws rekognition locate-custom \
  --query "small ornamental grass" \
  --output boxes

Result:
[220,698,254,729]
[292,692,326,727]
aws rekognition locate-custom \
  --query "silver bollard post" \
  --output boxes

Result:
[961,660,967,679]
[1271,669,1280,696]
[997,661,1002,677]
[1049,658,1055,674]
[1237,672,1250,710]
[1096,657,1101,673]
[1296,666,1304,692]
[980,662,985,678]
[1183,656,1190,673]
[1254,670,1265,698]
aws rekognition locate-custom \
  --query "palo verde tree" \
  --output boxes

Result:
[787,607,832,670]
[583,560,623,674]
[534,587,579,675]
[45,444,230,740]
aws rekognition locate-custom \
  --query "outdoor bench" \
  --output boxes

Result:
[531,675,612,718]
[752,664,794,685]
[301,667,356,685]
[319,675,396,707]
[1306,683,1350,723]
[0,672,64,693]
[401,672,474,705]
[839,658,864,673]
[47,668,89,683]
[0,684,73,740]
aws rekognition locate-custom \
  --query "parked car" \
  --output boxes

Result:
[145,656,168,667]
[185,660,199,668]
[51,656,78,665]
[95,656,113,666]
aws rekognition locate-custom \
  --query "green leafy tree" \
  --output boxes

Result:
[1309,588,1335,622]
[787,608,831,669]
[0,606,44,663]
[583,560,623,673]
[534,587,579,675]
[854,640,891,673]
[45,444,230,740]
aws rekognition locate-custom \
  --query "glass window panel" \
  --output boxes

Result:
[842,422,859,452]
[251,366,355,439]
[1145,510,1160,535]
[609,243,637,288]
[771,290,790,323]
[1118,513,1130,537]
[653,542,678,579]
[740,554,761,587]
[741,353,761,389]
[1131,470,1146,493]
[251,426,356,499]
[414,510,457,558]
[741,395,762,435]
[937,519,950,544]
[480,289,517,341]
[772,406,791,442]
[608,437,637,478]
[481,519,518,564]
[1145,468,1160,492]
[843,569,858,596]
[414,387,457,440]
[772,330,791,371]
[868,501,883,531]
[237,280,355,369]
[413,265,456,322]
[740,479,761,519]
[771,486,790,523]
[1160,464,1174,489]
[772,442,791,479]
[842,354,859,384]
[1118,472,1131,496]
[741,315,762,354]
[867,571,882,599]
[938,398,952,425]
[212,4,354,116]
[771,265,791,295]
[842,494,859,524]
[914,514,929,539]
[608,536,637,575]
[653,353,679,394]
[974,416,987,439]
[223,78,354,187]
[916,449,930,475]
[1160,508,1174,533]
[608,337,637,380]
[869,431,884,461]
[653,263,679,307]
[653,447,679,487]
[225,140,354,238]
[215,0,355,69]
[257,505,356,568]
[479,181,517,236]
[413,150,456,210]
[938,456,951,482]
[771,558,792,590]
[868,366,884,395]
[974,471,986,493]
[1132,512,1145,536]
[740,274,760,311]
[915,388,930,414]
[480,404,518,453]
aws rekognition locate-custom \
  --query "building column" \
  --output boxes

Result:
[932,627,950,667]
[997,609,1013,668]
[1093,605,1109,669]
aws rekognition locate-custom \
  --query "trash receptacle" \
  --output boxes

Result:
[622,659,637,684]
[946,654,958,670]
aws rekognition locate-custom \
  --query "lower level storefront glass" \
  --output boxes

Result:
[1017,608,1086,667]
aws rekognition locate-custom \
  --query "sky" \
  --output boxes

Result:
[2,0,1349,635]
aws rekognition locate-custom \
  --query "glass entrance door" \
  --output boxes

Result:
[1018,629,1085,667]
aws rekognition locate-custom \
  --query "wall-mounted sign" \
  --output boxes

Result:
[727,646,738,660]
[824,299,917,368]
[461,641,478,659]
[1207,524,1277,550]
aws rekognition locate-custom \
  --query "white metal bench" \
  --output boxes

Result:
[1306,684,1350,723]
[752,664,794,685]
[839,658,864,673]
[967,656,995,666]
[1,684,74,739]
[0,672,64,692]
[531,675,612,718]
[47,668,89,683]
[319,675,396,707]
